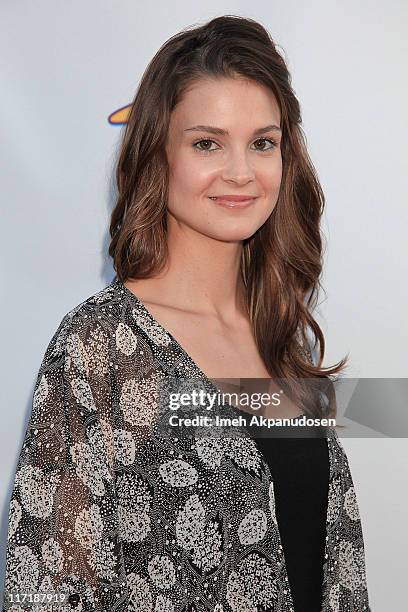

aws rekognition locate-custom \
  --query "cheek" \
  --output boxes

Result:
[260,159,283,195]
[168,154,214,201]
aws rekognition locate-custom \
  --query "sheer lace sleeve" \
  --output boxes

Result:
[295,326,315,366]
[3,312,127,611]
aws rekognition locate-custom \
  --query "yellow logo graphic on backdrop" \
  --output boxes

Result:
[108,104,132,125]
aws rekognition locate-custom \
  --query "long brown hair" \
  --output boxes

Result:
[109,15,347,417]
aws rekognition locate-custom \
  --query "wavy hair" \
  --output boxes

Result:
[109,14,348,417]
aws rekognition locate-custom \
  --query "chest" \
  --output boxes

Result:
[142,302,271,379]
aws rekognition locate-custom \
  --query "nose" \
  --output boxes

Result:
[221,148,255,185]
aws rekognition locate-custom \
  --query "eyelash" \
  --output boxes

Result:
[192,137,279,154]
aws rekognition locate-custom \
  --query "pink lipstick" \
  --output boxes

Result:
[208,195,257,209]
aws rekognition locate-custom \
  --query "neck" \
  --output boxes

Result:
[129,217,248,320]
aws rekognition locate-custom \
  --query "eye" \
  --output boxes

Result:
[192,139,220,153]
[252,138,278,151]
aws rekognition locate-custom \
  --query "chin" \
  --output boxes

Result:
[204,220,267,243]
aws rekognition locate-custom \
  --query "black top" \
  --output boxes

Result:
[252,417,329,612]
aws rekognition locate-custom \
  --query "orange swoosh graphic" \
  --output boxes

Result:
[108,104,132,125]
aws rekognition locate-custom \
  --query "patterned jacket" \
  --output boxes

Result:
[3,278,371,611]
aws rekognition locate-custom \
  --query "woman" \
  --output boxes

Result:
[3,15,370,612]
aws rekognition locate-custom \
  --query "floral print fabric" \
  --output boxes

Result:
[3,278,371,611]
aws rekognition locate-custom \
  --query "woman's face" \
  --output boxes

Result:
[165,76,283,242]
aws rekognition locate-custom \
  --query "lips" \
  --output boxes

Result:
[209,195,256,201]
[208,195,257,209]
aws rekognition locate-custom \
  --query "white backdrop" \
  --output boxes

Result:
[1,1,407,608]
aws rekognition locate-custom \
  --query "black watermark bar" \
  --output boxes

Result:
[146,377,408,439]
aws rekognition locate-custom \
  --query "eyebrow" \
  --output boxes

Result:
[184,124,282,136]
